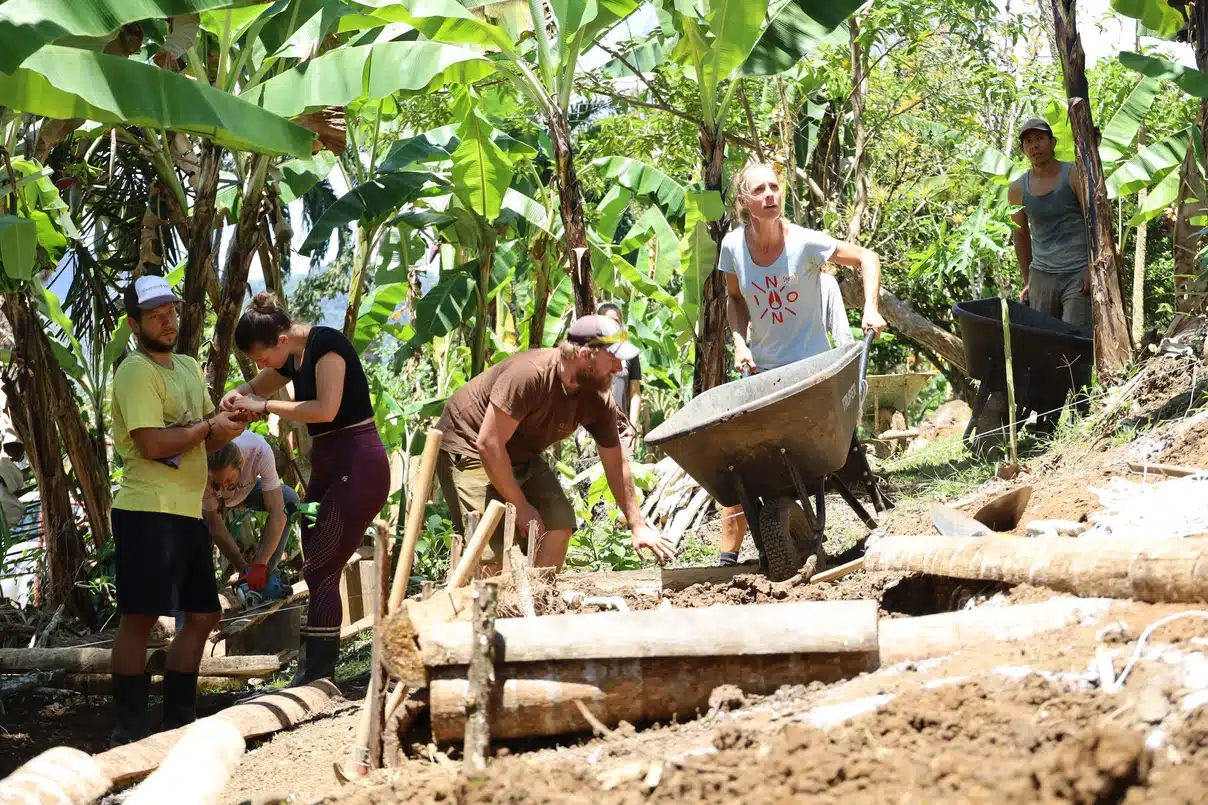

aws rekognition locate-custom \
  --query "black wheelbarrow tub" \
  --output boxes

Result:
[953,298,1093,410]
[645,341,864,508]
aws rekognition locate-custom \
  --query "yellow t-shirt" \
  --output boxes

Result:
[112,352,215,519]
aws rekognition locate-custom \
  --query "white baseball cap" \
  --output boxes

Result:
[125,274,182,313]
[567,314,640,360]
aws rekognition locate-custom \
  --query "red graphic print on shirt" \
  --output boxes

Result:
[751,275,800,325]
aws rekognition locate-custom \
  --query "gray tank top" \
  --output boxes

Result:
[1022,162,1089,274]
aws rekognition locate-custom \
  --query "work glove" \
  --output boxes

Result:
[241,563,268,591]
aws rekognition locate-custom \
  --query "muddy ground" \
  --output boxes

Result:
[4,354,1208,804]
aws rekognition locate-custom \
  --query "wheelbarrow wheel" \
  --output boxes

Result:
[758,498,811,582]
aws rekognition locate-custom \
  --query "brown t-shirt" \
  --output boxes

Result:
[438,349,620,462]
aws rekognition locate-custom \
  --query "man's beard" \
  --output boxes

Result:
[136,330,177,353]
[574,366,608,391]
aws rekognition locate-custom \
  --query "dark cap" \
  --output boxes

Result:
[566,314,639,360]
[1019,118,1054,140]
[124,274,182,314]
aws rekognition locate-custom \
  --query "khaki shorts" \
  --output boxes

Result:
[436,451,576,563]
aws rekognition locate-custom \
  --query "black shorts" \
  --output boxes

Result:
[112,508,220,615]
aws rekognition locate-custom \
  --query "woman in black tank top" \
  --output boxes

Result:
[223,293,389,687]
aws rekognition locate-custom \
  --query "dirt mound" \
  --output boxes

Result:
[667,571,908,610]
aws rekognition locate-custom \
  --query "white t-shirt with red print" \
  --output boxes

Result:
[719,223,839,371]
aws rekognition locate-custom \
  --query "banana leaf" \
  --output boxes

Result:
[0,216,36,282]
[354,281,409,351]
[679,189,724,334]
[300,171,444,254]
[394,268,477,363]
[0,45,314,157]
[1127,166,1180,226]
[451,91,514,221]
[1106,126,1193,198]
[600,40,668,77]
[397,0,516,54]
[1120,51,1208,98]
[242,40,496,117]
[740,0,861,77]
[0,0,250,73]
[619,205,680,286]
[1099,77,1161,164]
[593,156,686,219]
[595,185,632,240]
[278,151,337,205]
[699,0,768,95]
[1110,0,1185,40]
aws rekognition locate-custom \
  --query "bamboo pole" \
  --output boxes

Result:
[1000,297,1018,466]
[388,429,442,613]
[502,503,516,573]
[865,535,1208,603]
[365,522,391,771]
[446,501,505,590]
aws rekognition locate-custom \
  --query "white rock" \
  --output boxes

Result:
[1025,519,1085,538]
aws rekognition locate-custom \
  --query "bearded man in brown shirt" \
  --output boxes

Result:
[437,315,675,571]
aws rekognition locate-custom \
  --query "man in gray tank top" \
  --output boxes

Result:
[1007,118,1092,331]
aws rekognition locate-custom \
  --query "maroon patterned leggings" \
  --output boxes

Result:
[300,422,390,639]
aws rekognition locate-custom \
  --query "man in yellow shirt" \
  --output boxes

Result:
[109,275,246,745]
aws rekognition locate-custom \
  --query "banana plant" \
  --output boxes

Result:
[395,0,643,317]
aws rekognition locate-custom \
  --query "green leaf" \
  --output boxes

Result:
[1110,0,1185,39]
[0,45,314,158]
[257,0,353,57]
[242,41,496,117]
[398,0,515,54]
[378,125,459,172]
[451,92,513,221]
[1127,163,1180,225]
[354,281,409,351]
[592,156,686,218]
[700,0,767,95]
[1099,77,1161,163]
[1106,126,1192,198]
[1043,98,1076,164]
[0,0,249,73]
[278,152,337,205]
[619,205,680,286]
[200,4,273,39]
[679,190,722,332]
[549,0,600,41]
[0,216,37,281]
[1120,51,1208,98]
[741,0,861,77]
[600,40,668,77]
[595,185,632,240]
[300,171,443,254]
[395,269,477,362]
[499,188,552,235]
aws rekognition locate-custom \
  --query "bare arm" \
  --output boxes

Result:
[130,412,243,460]
[205,508,247,570]
[1008,181,1032,289]
[236,354,347,424]
[828,241,885,335]
[223,369,290,408]
[253,486,287,566]
[726,272,755,371]
[475,403,528,509]
[627,380,641,426]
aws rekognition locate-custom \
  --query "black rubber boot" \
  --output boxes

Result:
[293,635,340,686]
[719,551,740,567]
[109,672,152,747]
[161,669,199,731]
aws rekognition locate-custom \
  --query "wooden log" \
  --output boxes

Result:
[388,428,442,614]
[341,615,374,641]
[463,581,498,776]
[0,747,111,805]
[879,597,1112,665]
[865,535,1208,603]
[363,523,391,771]
[0,649,280,678]
[124,720,244,805]
[446,501,505,589]
[94,680,340,788]
[60,674,247,695]
[810,557,865,585]
[421,600,878,666]
[430,648,876,742]
[665,489,710,548]
[508,546,537,618]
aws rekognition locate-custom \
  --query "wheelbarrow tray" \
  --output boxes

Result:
[953,298,1093,413]
[646,341,865,508]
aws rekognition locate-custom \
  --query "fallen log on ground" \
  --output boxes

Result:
[878,596,1114,665]
[865,535,1208,603]
[124,720,244,805]
[407,600,878,741]
[0,747,111,805]
[93,679,339,788]
[0,649,280,677]
[60,674,248,695]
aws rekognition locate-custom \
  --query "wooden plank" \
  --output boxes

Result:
[555,567,661,594]
[865,535,1208,603]
[0,649,280,678]
[660,564,755,591]
[809,557,864,585]
[430,651,876,742]
[421,600,879,666]
[366,525,391,770]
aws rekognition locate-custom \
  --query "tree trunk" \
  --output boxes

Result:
[1172,141,1208,316]
[205,156,269,402]
[693,126,729,396]
[2,294,94,625]
[528,248,551,350]
[1048,0,1133,374]
[177,143,222,359]
[548,114,595,317]
[342,225,374,342]
[847,19,869,243]
[471,245,495,376]
[1132,185,1147,341]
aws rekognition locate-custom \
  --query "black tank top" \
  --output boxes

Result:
[278,326,373,436]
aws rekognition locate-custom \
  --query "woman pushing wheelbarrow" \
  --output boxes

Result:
[647,163,888,581]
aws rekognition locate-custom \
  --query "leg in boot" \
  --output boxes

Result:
[110,672,153,746]
[161,670,199,730]
[293,630,341,686]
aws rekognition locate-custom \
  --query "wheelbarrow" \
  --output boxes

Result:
[953,298,1093,457]
[645,333,889,581]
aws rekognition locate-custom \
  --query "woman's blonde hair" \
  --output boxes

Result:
[729,162,784,225]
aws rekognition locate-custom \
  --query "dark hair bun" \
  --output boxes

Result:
[251,291,281,314]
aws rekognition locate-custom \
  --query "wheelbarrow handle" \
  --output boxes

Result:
[857,329,874,407]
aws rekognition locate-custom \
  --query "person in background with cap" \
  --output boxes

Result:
[436,315,676,572]
[1009,118,1092,330]
[597,303,643,455]
[108,275,247,745]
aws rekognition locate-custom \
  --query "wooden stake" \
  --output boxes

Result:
[527,519,539,566]
[508,546,538,618]
[446,502,504,591]
[366,521,391,771]
[463,580,498,777]
[387,428,442,614]
[501,503,517,573]
[809,557,865,585]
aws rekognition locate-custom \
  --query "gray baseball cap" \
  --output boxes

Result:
[1019,118,1055,140]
